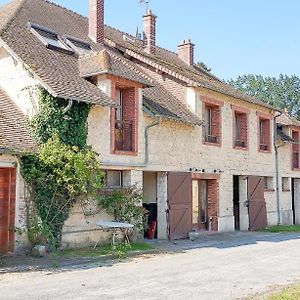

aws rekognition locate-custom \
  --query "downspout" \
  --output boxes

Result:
[62,99,73,114]
[100,116,161,167]
[274,111,283,225]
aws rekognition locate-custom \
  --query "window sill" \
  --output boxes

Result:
[113,150,138,156]
[264,189,275,192]
[282,189,291,192]
[259,149,271,154]
[234,145,248,151]
[203,141,221,147]
[292,168,300,171]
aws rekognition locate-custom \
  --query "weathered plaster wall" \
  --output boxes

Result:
[0,47,39,118]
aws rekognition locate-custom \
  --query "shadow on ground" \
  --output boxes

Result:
[1,232,299,274]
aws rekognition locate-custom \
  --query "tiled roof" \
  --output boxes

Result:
[78,49,153,87]
[104,26,278,111]
[0,0,278,125]
[277,112,300,127]
[0,0,112,106]
[0,88,36,152]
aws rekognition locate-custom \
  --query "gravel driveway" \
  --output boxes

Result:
[0,232,299,300]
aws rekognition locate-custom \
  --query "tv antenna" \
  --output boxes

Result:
[139,0,150,12]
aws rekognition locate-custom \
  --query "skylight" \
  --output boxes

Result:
[65,37,92,56]
[28,23,73,54]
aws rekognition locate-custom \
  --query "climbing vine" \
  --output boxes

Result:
[20,88,104,247]
[30,88,91,149]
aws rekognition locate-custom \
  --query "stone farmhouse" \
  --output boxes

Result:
[0,0,299,252]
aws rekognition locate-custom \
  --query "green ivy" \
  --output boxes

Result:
[20,88,103,247]
[30,89,90,149]
[20,135,104,245]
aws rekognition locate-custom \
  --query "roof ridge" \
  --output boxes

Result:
[0,0,25,34]
[45,0,86,20]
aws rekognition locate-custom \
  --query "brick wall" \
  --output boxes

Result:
[232,106,249,149]
[178,40,194,66]
[143,11,157,54]
[122,87,138,152]
[207,180,219,231]
[88,0,104,44]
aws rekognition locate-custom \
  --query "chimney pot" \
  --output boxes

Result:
[178,39,195,66]
[143,10,157,54]
[89,0,104,44]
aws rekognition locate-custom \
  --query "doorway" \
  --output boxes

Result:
[0,168,16,254]
[192,180,208,230]
[233,175,240,230]
[291,178,300,225]
[143,172,158,239]
[292,179,296,225]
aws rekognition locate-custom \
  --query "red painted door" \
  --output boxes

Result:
[0,168,16,253]
[248,176,267,231]
[167,173,192,240]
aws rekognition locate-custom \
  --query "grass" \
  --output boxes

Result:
[56,242,154,259]
[263,284,300,299]
[261,225,300,233]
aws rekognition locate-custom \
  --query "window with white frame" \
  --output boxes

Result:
[65,37,92,55]
[28,22,72,54]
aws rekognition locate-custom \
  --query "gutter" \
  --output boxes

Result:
[273,111,283,225]
[100,117,161,168]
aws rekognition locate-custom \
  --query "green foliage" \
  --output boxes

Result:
[195,62,212,72]
[30,88,90,149]
[113,241,131,259]
[27,214,54,246]
[97,187,147,233]
[228,74,300,119]
[20,135,104,246]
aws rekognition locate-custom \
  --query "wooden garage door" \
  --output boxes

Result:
[168,173,192,240]
[0,168,16,253]
[248,176,267,231]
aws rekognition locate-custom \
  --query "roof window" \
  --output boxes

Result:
[28,22,73,54]
[65,36,92,55]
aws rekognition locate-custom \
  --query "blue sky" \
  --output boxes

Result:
[1,0,300,80]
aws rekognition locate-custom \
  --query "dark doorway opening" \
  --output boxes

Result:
[233,175,240,230]
[292,179,296,225]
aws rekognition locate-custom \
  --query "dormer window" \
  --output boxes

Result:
[65,37,92,55]
[28,22,73,54]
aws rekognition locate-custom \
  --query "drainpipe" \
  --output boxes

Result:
[100,117,161,167]
[62,99,73,114]
[274,111,283,225]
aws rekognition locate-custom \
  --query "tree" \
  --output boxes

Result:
[195,62,212,72]
[228,74,300,119]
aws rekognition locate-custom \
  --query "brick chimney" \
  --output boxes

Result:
[89,0,104,44]
[143,9,157,54]
[178,39,195,65]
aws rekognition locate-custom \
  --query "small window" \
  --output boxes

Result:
[28,22,73,54]
[264,177,274,191]
[204,105,220,145]
[234,111,247,148]
[65,37,92,55]
[282,177,290,192]
[105,170,123,188]
[259,118,271,152]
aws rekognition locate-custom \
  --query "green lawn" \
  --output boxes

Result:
[56,242,154,258]
[264,285,300,299]
[262,225,300,233]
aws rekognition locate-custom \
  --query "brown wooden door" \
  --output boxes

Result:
[168,173,192,240]
[247,176,267,231]
[0,168,16,253]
